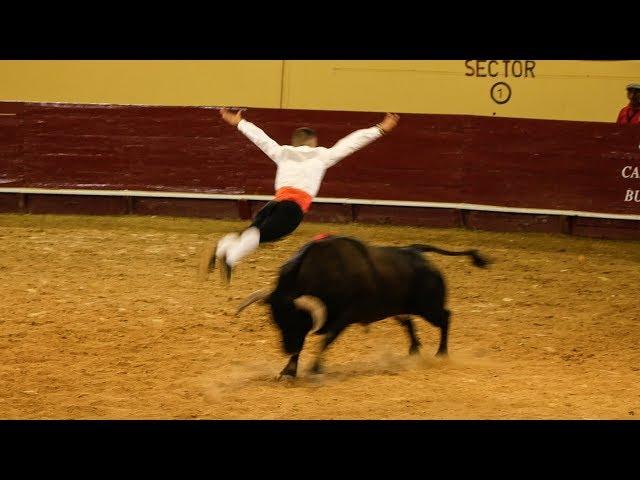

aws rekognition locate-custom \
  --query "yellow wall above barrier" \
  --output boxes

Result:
[1,60,638,122]
[0,60,283,108]
[282,60,640,123]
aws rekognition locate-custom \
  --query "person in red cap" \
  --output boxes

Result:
[616,83,640,125]
[199,108,400,283]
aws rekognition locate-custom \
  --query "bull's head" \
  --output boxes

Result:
[236,289,327,354]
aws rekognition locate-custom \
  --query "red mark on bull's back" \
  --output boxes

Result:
[312,233,333,242]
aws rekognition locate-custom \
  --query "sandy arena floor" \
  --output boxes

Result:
[0,213,638,419]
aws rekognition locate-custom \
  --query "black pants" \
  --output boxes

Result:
[250,200,304,243]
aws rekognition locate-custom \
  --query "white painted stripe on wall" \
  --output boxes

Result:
[0,187,638,221]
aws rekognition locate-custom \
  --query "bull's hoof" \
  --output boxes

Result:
[277,373,296,381]
[310,363,323,375]
[436,350,448,358]
[409,346,421,355]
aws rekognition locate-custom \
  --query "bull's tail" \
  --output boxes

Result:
[407,244,489,268]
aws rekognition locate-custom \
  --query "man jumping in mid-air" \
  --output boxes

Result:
[199,107,400,283]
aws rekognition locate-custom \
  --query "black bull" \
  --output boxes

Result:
[236,236,489,378]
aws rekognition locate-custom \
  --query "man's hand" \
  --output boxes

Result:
[377,113,400,134]
[219,107,243,126]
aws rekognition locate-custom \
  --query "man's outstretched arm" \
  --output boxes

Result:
[219,108,282,162]
[325,113,400,167]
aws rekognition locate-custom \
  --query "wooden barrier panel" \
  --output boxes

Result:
[0,102,639,239]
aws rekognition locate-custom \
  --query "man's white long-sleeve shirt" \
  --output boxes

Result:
[237,119,382,198]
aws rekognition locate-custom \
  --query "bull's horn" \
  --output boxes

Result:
[236,288,271,315]
[294,295,327,333]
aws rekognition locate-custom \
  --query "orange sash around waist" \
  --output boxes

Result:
[274,187,313,213]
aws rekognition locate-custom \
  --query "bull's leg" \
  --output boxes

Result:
[435,309,450,356]
[395,315,421,355]
[278,353,300,379]
[310,323,349,374]
[418,308,450,357]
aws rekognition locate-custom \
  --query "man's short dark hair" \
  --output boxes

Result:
[291,127,317,146]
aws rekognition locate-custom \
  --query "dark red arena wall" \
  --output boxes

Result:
[1,102,639,239]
